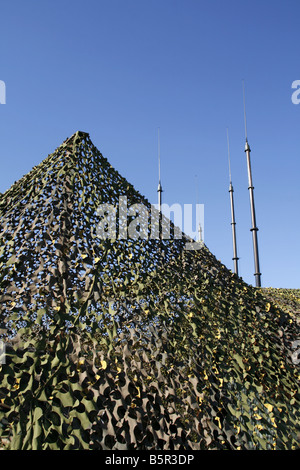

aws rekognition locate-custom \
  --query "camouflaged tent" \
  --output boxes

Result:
[0,131,299,450]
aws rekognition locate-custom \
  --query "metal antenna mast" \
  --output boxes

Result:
[227,128,239,276]
[242,80,261,287]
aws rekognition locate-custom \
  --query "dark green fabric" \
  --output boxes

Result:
[0,132,299,450]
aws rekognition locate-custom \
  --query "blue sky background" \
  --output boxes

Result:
[0,0,299,288]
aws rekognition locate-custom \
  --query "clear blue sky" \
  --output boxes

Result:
[1,0,299,288]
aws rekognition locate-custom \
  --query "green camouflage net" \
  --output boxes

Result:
[0,131,299,450]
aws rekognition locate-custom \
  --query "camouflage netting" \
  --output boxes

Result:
[0,131,299,450]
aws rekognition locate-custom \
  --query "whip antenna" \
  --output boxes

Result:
[157,127,163,213]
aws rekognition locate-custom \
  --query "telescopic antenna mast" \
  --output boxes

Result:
[227,128,239,276]
[242,80,261,287]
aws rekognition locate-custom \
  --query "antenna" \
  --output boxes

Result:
[156,127,163,244]
[242,79,248,142]
[242,81,261,287]
[226,128,239,276]
[157,127,163,213]
[227,128,232,183]
[158,127,161,185]
[195,175,202,242]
